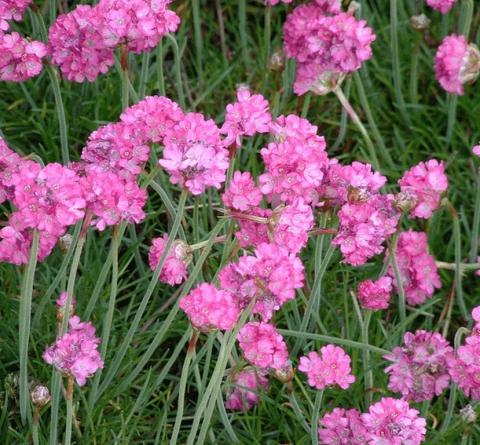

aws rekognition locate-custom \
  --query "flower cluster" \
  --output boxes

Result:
[43,315,104,386]
[0,0,31,31]
[225,368,269,411]
[357,276,393,311]
[426,0,456,14]
[384,330,454,402]
[318,408,369,445]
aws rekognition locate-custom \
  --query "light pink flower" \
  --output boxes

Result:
[318,408,369,445]
[148,234,190,286]
[298,345,355,390]
[179,283,239,331]
[0,136,22,204]
[426,0,456,14]
[222,171,262,211]
[225,368,269,411]
[265,0,293,5]
[0,0,32,31]
[357,276,393,311]
[361,397,427,445]
[43,316,104,386]
[237,322,289,370]
[473,145,480,157]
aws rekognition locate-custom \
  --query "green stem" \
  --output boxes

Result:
[264,6,271,68]
[32,410,40,445]
[452,207,469,320]
[409,35,422,105]
[311,390,324,445]
[64,378,74,445]
[19,230,40,425]
[165,34,185,108]
[390,234,407,331]
[239,0,249,69]
[470,169,480,262]
[157,43,166,96]
[333,87,380,171]
[138,51,150,99]
[192,0,203,80]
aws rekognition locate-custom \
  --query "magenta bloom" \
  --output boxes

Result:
[120,95,184,144]
[473,145,480,157]
[426,0,456,14]
[43,316,104,386]
[221,86,271,147]
[333,194,400,266]
[357,276,393,311]
[361,397,426,445]
[0,0,32,31]
[265,0,293,5]
[0,32,47,82]
[318,408,369,445]
[260,114,329,204]
[314,0,342,14]
[159,112,229,195]
[298,345,355,390]
[179,283,239,331]
[398,159,448,219]
[225,368,269,411]
[49,5,115,82]
[384,330,454,402]
[387,230,441,306]
[234,207,271,249]
[237,322,289,370]
[435,34,480,95]
[0,136,22,204]
[222,171,263,212]
[148,235,190,286]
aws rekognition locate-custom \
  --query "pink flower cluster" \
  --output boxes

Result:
[49,0,180,82]
[319,398,427,445]
[225,368,269,411]
[398,159,448,219]
[384,330,454,402]
[283,2,376,95]
[426,0,456,14]
[298,345,355,390]
[357,276,393,311]
[387,230,441,306]
[148,235,191,286]
[0,0,31,31]
[43,315,104,386]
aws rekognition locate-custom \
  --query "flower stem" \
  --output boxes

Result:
[32,409,40,445]
[19,230,40,425]
[390,233,407,332]
[165,34,185,108]
[470,169,480,262]
[192,0,203,80]
[333,86,380,171]
[190,236,226,251]
[64,377,74,445]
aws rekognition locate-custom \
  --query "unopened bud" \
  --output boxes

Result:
[309,71,346,96]
[269,50,285,71]
[394,191,416,213]
[31,385,51,408]
[58,233,73,252]
[272,361,295,383]
[173,240,193,265]
[347,1,361,15]
[347,186,370,203]
[461,44,480,86]
[460,404,477,424]
[410,14,431,32]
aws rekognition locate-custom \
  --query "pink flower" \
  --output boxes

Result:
[361,398,426,445]
[0,0,32,31]
[426,0,456,14]
[222,171,262,211]
[434,34,480,95]
[237,322,289,370]
[473,145,480,157]
[298,345,355,390]
[120,95,184,143]
[56,292,75,310]
[259,115,329,204]
[0,136,22,204]
[159,112,229,195]
[333,194,400,266]
[49,5,115,82]
[448,334,480,400]
[234,207,271,249]
[221,86,272,147]
[357,276,393,311]
[313,0,342,14]
[83,166,146,230]
[265,0,293,5]
[148,234,190,286]
[318,408,369,445]
[398,159,448,219]
[82,122,150,178]
[0,32,47,82]
[387,230,441,306]
[225,368,269,411]
[179,283,239,331]
[43,316,104,386]
[384,330,454,402]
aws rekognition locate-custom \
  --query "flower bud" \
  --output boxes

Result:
[272,361,295,383]
[309,71,346,96]
[269,50,284,71]
[394,191,416,213]
[58,233,73,252]
[460,404,477,424]
[461,44,480,86]
[31,385,51,408]
[410,14,431,32]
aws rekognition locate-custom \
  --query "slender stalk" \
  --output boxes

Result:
[409,35,422,105]
[264,6,271,68]
[239,0,249,69]
[192,0,203,79]
[451,205,469,320]
[470,169,480,262]
[333,87,380,171]
[311,390,324,445]
[64,377,74,445]
[390,234,407,330]
[138,51,150,99]
[19,230,40,425]
[32,409,40,445]
[165,34,185,108]
[157,43,166,96]
[49,0,56,24]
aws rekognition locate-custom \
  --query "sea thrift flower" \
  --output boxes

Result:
[398,159,448,219]
[30,385,51,408]
[82,122,150,177]
[97,0,180,53]
[473,145,480,157]
[148,234,191,286]
[387,231,441,306]
[234,207,271,248]
[0,136,22,204]
[362,398,426,445]
[265,0,293,5]
[0,32,47,82]
[222,171,262,211]
[159,112,229,195]
[298,346,355,390]
[357,276,393,311]
[120,95,184,143]
[426,0,456,14]
[0,0,32,31]
[237,322,289,370]
[384,330,454,402]
[179,283,239,331]
[221,87,272,147]
[56,292,76,317]
[225,368,269,411]
[435,34,480,95]
[260,115,329,204]
[48,5,115,82]
[314,0,342,14]
[43,316,104,386]
[318,408,369,445]
[333,194,400,266]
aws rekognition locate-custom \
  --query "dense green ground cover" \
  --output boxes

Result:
[1,0,480,443]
